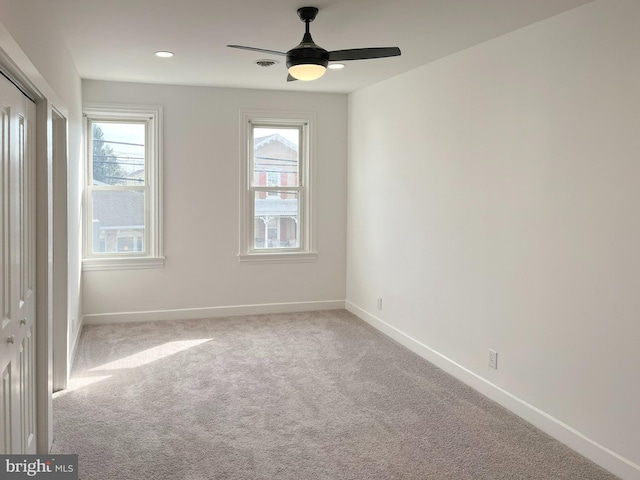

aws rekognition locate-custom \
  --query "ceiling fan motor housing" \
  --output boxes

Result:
[286,43,329,70]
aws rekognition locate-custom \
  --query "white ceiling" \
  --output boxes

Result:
[32,0,595,93]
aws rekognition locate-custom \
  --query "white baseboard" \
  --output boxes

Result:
[345,301,640,480]
[81,300,346,325]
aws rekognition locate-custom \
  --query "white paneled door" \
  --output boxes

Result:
[0,74,37,454]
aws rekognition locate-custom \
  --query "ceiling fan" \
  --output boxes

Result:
[228,6,401,82]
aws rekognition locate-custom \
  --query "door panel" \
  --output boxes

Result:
[20,326,36,453]
[1,105,11,348]
[0,74,37,454]
[1,364,13,453]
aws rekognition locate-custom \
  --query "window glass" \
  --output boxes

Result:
[253,190,299,249]
[253,127,299,187]
[250,126,301,251]
[91,190,146,254]
[92,122,145,186]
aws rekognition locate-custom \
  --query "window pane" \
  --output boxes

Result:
[92,190,146,254]
[253,127,299,188]
[92,122,145,186]
[254,190,299,249]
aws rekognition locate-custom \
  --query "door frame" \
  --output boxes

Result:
[52,108,68,393]
[0,24,70,454]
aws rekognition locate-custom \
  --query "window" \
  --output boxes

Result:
[239,111,317,263]
[83,104,163,270]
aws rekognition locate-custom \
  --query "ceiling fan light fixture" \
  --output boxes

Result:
[288,63,326,81]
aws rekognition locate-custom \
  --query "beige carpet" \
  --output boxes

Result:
[52,310,619,479]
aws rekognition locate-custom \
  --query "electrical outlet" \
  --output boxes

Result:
[377,297,383,310]
[489,349,498,369]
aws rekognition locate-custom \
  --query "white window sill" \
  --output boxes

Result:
[82,256,165,271]
[238,252,318,264]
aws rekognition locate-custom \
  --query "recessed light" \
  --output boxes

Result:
[328,63,345,70]
[155,51,174,58]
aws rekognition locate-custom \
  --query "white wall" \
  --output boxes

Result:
[82,81,347,319]
[347,0,640,478]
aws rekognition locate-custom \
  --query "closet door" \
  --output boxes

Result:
[0,74,37,454]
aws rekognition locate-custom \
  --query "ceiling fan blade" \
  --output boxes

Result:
[287,74,298,82]
[328,47,401,62]
[227,45,286,56]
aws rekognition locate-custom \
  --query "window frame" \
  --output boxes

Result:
[238,110,317,263]
[82,103,164,271]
